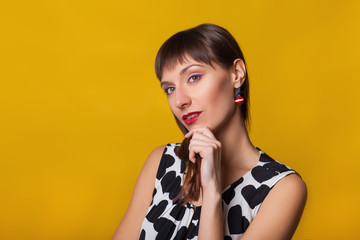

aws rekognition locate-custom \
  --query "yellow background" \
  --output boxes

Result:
[1,0,359,239]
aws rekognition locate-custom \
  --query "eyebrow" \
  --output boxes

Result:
[160,64,205,87]
[179,64,205,75]
[160,81,171,88]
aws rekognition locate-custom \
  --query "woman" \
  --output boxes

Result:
[113,23,307,240]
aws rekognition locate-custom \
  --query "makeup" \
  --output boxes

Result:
[182,111,202,125]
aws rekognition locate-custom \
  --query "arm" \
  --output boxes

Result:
[198,188,224,239]
[185,128,224,239]
[112,145,166,240]
[242,173,307,240]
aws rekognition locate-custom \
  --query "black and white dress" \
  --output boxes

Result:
[139,143,299,240]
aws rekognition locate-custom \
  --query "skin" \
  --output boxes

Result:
[112,56,307,240]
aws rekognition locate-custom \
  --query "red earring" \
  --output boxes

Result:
[234,87,244,105]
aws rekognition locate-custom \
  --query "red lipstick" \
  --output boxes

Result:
[182,111,202,125]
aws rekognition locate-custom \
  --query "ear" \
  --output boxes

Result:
[231,58,246,89]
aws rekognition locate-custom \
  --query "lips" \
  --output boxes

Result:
[182,111,202,125]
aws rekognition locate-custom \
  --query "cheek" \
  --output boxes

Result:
[167,97,177,113]
[167,96,183,120]
[207,75,234,106]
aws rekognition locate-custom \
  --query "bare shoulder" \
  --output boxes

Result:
[242,173,307,240]
[273,173,307,197]
[270,173,307,213]
[135,144,166,191]
[112,145,166,240]
[258,173,307,216]
[143,145,166,170]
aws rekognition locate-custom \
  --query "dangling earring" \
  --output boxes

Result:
[234,87,244,105]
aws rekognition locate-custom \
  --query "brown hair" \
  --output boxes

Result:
[155,23,251,205]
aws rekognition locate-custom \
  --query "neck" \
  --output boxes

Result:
[214,109,259,170]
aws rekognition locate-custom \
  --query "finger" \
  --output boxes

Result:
[188,139,210,162]
[184,131,193,139]
[188,140,220,160]
[190,131,214,142]
[188,145,207,163]
[188,127,216,139]
[190,132,221,149]
[189,138,219,149]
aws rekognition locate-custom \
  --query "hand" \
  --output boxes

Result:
[185,127,222,194]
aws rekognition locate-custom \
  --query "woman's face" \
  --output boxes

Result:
[160,56,240,133]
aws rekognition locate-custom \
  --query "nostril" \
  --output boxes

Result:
[176,101,189,109]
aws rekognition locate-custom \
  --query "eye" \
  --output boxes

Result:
[165,86,175,95]
[188,74,202,82]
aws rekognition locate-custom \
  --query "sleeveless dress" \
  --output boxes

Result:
[139,143,299,240]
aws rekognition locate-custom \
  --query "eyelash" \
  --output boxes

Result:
[165,87,175,95]
[188,74,202,82]
[164,74,203,95]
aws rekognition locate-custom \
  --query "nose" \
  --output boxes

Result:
[175,86,191,109]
